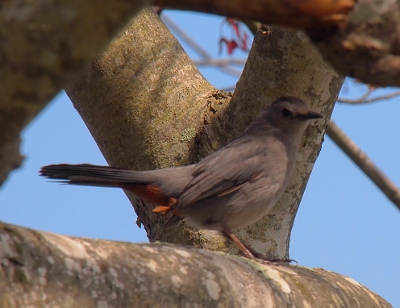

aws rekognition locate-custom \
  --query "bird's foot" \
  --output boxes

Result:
[221,226,296,265]
[247,251,297,265]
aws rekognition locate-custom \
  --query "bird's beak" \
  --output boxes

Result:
[299,111,323,120]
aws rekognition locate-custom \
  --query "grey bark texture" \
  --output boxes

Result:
[0,0,148,186]
[0,221,392,308]
[316,0,400,86]
[66,8,216,249]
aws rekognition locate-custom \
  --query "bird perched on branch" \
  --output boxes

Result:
[40,96,322,262]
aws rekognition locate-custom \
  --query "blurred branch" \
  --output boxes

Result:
[327,121,400,212]
[240,20,261,35]
[161,14,243,77]
[338,89,400,105]
[155,0,356,41]
[220,86,236,92]
[193,59,246,67]
[161,14,209,58]
[0,0,147,186]
[337,87,374,104]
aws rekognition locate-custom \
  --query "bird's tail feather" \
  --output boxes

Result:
[39,164,151,187]
[40,164,181,211]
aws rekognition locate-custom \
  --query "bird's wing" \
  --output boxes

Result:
[178,136,266,206]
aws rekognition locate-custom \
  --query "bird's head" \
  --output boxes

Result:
[264,96,323,133]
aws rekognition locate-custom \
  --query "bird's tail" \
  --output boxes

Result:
[39,164,150,187]
[40,164,178,212]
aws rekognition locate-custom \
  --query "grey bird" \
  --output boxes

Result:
[40,96,322,261]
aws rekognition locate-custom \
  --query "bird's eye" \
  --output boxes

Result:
[281,108,292,117]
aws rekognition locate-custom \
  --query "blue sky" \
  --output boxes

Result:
[1,11,399,306]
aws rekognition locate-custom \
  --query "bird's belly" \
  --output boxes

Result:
[222,195,278,230]
[184,181,284,231]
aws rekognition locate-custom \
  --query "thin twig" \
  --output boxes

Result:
[337,87,374,104]
[327,121,400,211]
[161,14,243,77]
[193,59,247,67]
[337,90,400,104]
[239,20,261,35]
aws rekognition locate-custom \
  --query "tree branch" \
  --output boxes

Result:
[316,0,400,86]
[0,0,146,186]
[337,86,374,104]
[157,0,400,86]
[65,8,218,247]
[154,0,355,40]
[192,59,247,67]
[161,14,243,77]
[0,221,391,307]
[338,90,400,105]
[327,121,400,211]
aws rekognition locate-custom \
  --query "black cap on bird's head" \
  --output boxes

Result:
[251,96,324,135]
[269,96,323,121]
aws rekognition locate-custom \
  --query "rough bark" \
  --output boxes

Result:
[0,222,392,308]
[316,0,400,86]
[0,0,147,186]
[65,8,216,248]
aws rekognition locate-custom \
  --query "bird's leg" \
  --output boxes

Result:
[221,226,293,265]
[221,226,258,260]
